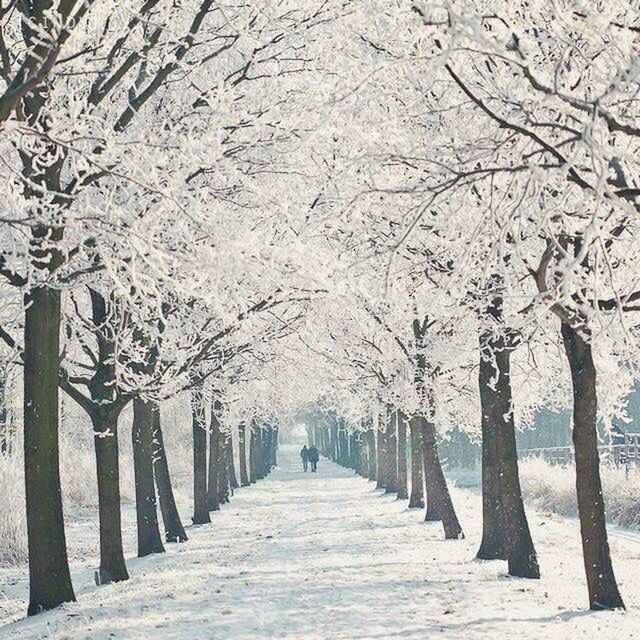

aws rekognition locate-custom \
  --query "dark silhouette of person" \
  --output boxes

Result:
[300,445,309,471]
[308,445,319,472]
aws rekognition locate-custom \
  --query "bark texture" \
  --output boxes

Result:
[132,398,164,557]
[191,386,210,524]
[92,411,129,583]
[152,406,188,543]
[238,422,250,487]
[24,287,76,614]
[396,411,409,500]
[562,323,624,609]
[420,417,464,539]
[408,416,425,509]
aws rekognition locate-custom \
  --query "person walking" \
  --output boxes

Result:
[300,445,309,471]
[308,445,319,472]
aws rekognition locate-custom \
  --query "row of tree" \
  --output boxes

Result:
[0,0,637,619]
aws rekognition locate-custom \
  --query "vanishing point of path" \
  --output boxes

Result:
[2,445,640,639]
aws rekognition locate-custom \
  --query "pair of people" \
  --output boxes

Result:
[300,444,319,472]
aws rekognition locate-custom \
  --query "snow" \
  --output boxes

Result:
[2,446,640,639]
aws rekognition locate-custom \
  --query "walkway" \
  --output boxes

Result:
[2,445,640,639]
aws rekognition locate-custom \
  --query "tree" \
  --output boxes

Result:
[132,398,164,558]
[396,411,409,500]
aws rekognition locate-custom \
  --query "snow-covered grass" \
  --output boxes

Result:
[519,457,640,530]
[0,454,26,566]
[0,403,192,567]
[445,457,640,531]
[0,434,100,567]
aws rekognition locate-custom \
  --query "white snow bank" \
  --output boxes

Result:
[0,410,192,567]
[519,457,640,529]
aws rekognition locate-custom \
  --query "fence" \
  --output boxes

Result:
[519,433,640,467]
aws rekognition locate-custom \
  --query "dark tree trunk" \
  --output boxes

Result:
[152,405,188,543]
[420,417,442,521]
[191,386,210,524]
[412,316,452,527]
[349,432,361,473]
[420,417,464,539]
[385,409,399,494]
[330,422,339,462]
[338,423,349,466]
[396,411,409,500]
[252,427,262,481]
[92,411,129,584]
[562,323,624,610]
[408,416,425,508]
[80,290,129,584]
[238,422,250,487]
[208,402,221,511]
[366,425,377,481]
[376,414,388,489]
[263,428,272,475]
[0,364,7,455]
[216,427,229,505]
[271,426,278,467]
[358,432,369,478]
[132,397,165,557]
[227,433,239,490]
[489,337,538,577]
[259,428,269,477]
[249,422,259,483]
[321,426,330,458]
[24,286,76,615]
[477,337,507,560]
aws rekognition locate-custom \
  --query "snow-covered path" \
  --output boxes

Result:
[2,445,640,639]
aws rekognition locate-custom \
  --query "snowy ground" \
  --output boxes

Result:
[1,446,640,639]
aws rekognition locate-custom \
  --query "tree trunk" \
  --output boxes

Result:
[238,422,250,487]
[562,323,624,610]
[366,425,377,481]
[358,432,369,478]
[227,433,239,490]
[338,424,349,466]
[132,397,164,557]
[349,432,360,473]
[208,402,221,511]
[420,417,442,521]
[322,425,330,458]
[0,364,7,455]
[376,416,387,489]
[396,411,409,499]
[191,386,210,524]
[216,427,229,505]
[152,405,188,543]
[271,426,278,467]
[491,340,538,577]
[330,422,339,462]
[249,422,259,483]
[259,428,269,477]
[385,409,399,494]
[24,286,76,615]
[477,338,507,560]
[92,411,129,584]
[408,416,425,508]
[81,290,129,583]
[420,417,464,539]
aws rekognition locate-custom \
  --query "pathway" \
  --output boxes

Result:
[2,445,640,639]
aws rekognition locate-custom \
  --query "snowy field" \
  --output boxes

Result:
[1,446,640,639]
